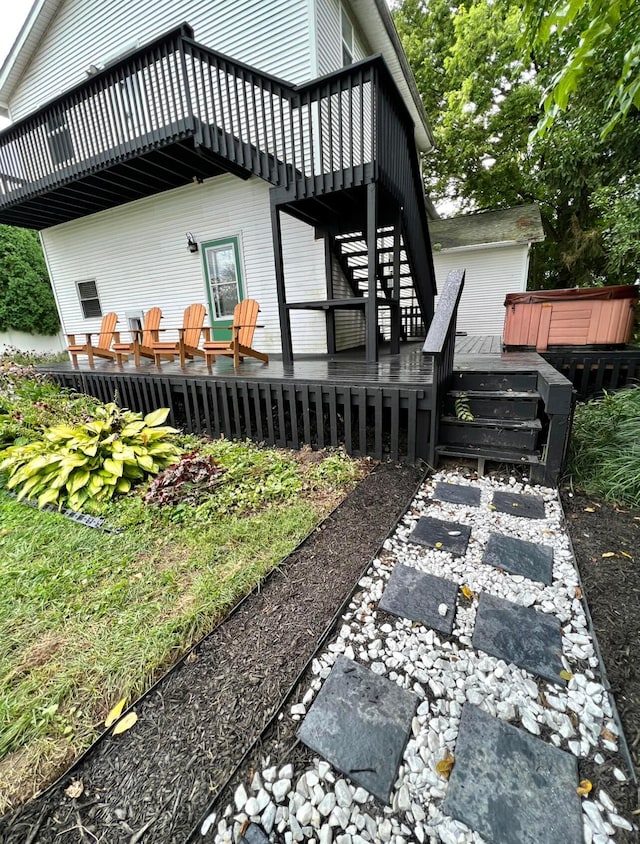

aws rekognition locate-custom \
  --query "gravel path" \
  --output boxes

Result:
[205,470,638,844]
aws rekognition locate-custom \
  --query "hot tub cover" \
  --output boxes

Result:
[505,285,638,307]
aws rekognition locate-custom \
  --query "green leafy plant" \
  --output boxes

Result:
[568,386,640,506]
[455,393,474,422]
[0,403,181,510]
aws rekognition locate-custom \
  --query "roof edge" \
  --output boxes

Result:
[0,0,61,105]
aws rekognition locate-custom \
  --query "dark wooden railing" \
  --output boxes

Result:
[0,26,197,206]
[422,269,465,466]
[376,68,435,325]
[0,25,381,210]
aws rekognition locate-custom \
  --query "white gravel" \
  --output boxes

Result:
[211,471,636,843]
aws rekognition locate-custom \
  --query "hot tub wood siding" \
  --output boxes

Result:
[503,288,637,351]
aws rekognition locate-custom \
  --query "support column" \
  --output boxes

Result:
[270,199,293,366]
[324,233,336,355]
[366,182,378,363]
[391,208,402,355]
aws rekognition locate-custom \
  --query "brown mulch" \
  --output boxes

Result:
[0,462,423,844]
[561,489,640,832]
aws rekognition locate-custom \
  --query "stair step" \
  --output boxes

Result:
[451,370,538,392]
[436,444,542,465]
[445,391,541,421]
[439,417,541,451]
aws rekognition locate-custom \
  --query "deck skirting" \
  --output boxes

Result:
[49,368,433,465]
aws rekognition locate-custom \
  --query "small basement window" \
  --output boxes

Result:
[341,5,354,66]
[76,279,103,319]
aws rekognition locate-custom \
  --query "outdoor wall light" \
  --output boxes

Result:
[186,232,198,253]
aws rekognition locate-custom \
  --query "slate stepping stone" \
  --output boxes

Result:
[408,516,471,556]
[483,533,554,585]
[433,482,481,507]
[239,825,270,844]
[378,564,458,634]
[297,655,417,803]
[492,490,546,519]
[444,704,582,844]
[473,592,566,685]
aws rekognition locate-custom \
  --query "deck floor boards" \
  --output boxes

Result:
[42,337,546,389]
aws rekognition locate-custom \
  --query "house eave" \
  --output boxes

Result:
[349,0,434,152]
[0,0,64,107]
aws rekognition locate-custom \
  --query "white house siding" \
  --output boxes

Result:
[9,0,312,121]
[315,0,370,77]
[432,244,529,336]
[332,256,366,351]
[41,174,330,355]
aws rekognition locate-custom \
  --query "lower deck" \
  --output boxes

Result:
[41,339,562,470]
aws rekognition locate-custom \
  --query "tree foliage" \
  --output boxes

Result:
[0,225,59,335]
[525,0,640,139]
[393,0,640,289]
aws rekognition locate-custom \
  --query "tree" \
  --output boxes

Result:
[524,0,640,139]
[0,225,60,335]
[393,0,640,288]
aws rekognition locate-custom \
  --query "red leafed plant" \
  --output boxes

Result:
[144,450,226,507]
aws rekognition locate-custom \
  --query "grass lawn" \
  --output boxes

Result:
[0,363,365,812]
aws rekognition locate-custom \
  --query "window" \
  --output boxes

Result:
[341,5,354,66]
[76,279,102,319]
[202,237,244,328]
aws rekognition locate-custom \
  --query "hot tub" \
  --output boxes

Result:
[503,285,637,351]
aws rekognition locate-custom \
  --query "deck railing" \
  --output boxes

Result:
[0,26,196,205]
[0,24,395,210]
[422,269,465,466]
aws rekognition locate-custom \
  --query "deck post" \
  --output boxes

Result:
[391,209,402,354]
[366,182,378,363]
[324,233,336,355]
[270,199,293,366]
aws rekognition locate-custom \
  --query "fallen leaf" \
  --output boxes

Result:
[511,502,519,507]
[435,541,443,549]
[240,819,250,837]
[539,690,549,708]
[559,669,574,681]
[542,529,555,535]
[601,726,616,742]
[601,552,616,558]
[574,586,583,600]
[487,504,496,511]
[620,551,633,560]
[105,698,127,728]
[435,748,455,779]
[185,651,198,664]
[64,780,84,799]
[584,507,595,513]
[112,711,138,735]
[576,779,592,797]
[461,585,475,601]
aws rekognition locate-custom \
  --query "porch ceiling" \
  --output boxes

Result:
[0,139,251,230]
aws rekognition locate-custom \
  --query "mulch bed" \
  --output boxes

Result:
[0,462,423,844]
[561,489,640,828]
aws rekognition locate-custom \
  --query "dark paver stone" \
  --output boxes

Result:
[492,490,546,519]
[408,516,471,556]
[240,825,270,844]
[444,704,582,844]
[297,655,417,803]
[483,533,554,585]
[473,592,566,685]
[433,482,481,507]
[378,564,458,634]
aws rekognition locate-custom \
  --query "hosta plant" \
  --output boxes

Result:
[0,403,181,510]
[144,450,226,507]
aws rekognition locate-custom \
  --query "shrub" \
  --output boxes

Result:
[0,403,181,510]
[567,386,640,507]
[0,225,59,335]
[144,451,226,507]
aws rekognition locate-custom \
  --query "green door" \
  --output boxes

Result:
[202,237,245,340]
